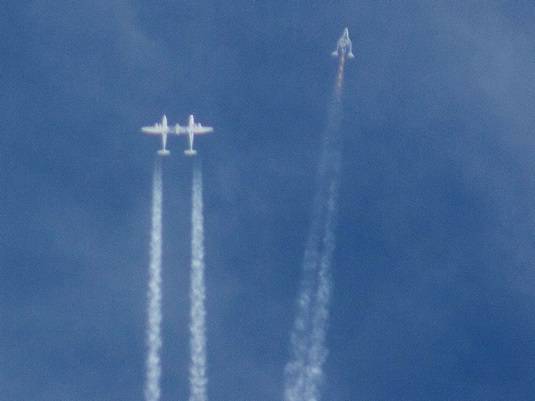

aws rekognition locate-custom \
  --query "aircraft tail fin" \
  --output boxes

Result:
[158,149,170,156]
[184,149,197,157]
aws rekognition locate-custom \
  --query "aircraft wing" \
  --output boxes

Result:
[174,124,187,135]
[141,125,162,135]
[193,124,214,135]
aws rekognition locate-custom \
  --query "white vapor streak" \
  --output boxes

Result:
[303,178,339,401]
[284,226,321,401]
[284,56,345,401]
[189,163,208,401]
[284,168,327,401]
[145,160,163,401]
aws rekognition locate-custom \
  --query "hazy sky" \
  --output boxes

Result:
[2,1,535,400]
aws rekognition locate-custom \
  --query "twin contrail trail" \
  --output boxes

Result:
[284,49,347,401]
[189,162,208,401]
[145,159,163,401]
[143,160,209,401]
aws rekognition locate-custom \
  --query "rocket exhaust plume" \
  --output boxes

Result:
[335,53,346,98]
[145,159,164,401]
[189,161,208,401]
[284,46,346,401]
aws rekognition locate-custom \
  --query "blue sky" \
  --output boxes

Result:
[2,1,535,400]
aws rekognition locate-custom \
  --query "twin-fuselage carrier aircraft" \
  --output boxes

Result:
[141,114,214,156]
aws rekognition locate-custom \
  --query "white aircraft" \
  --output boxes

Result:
[174,114,214,156]
[141,114,173,156]
[331,27,355,59]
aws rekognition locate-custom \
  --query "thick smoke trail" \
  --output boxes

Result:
[284,53,346,401]
[145,159,163,401]
[189,161,208,401]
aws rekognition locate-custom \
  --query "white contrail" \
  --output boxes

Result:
[145,160,163,401]
[284,100,342,401]
[303,177,340,401]
[302,95,343,401]
[189,162,208,401]
[284,225,322,401]
[284,55,346,401]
